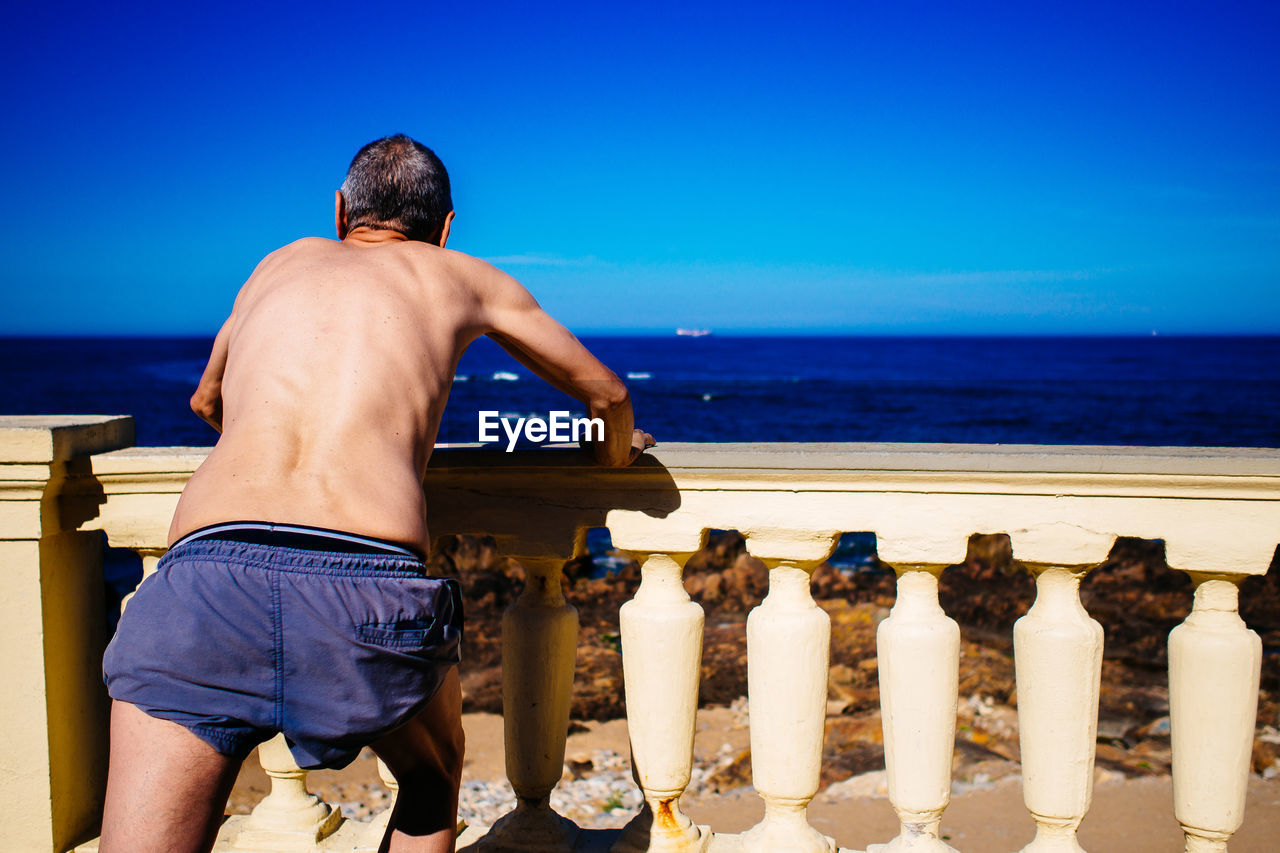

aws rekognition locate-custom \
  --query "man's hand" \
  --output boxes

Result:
[628,428,656,465]
[588,428,655,466]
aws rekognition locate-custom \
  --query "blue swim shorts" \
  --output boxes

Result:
[102,523,463,770]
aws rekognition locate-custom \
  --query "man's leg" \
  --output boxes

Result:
[370,666,465,853]
[100,700,243,853]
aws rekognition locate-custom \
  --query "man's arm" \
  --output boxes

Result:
[478,267,652,467]
[190,314,234,433]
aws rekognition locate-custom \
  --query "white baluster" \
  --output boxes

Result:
[1013,565,1103,853]
[611,554,710,853]
[233,733,342,849]
[868,566,959,853]
[479,557,580,852]
[357,756,400,851]
[119,550,163,612]
[1170,575,1262,853]
[740,563,835,853]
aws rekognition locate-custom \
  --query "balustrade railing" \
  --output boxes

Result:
[2,416,1277,852]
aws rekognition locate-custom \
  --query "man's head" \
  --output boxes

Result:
[337,135,454,245]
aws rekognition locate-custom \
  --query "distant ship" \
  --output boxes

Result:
[676,328,711,337]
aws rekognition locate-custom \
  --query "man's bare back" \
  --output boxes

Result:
[171,226,646,554]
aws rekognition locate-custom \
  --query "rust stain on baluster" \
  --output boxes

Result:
[655,797,679,831]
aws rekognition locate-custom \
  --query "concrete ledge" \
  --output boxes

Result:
[430,442,1280,477]
[81,442,1280,573]
[0,416,134,465]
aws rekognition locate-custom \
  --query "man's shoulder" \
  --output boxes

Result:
[412,245,511,286]
[249,237,334,271]
[271,236,335,257]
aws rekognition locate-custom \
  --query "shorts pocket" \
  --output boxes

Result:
[354,617,438,649]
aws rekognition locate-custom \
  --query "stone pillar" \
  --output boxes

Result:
[479,557,580,852]
[0,415,133,852]
[1169,575,1262,853]
[611,553,710,853]
[1013,565,1104,853]
[740,563,835,853]
[868,566,960,853]
[234,734,342,849]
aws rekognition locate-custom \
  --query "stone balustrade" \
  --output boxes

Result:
[2,416,1277,852]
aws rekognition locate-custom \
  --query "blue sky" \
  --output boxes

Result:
[2,1,1277,335]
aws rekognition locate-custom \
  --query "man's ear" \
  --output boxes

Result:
[438,210,455,247]
[335,191,348,239]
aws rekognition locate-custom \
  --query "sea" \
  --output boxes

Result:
[1,335,1277,448]
[4,333,1277,587]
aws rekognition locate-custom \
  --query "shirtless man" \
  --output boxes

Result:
[100,135,653,853]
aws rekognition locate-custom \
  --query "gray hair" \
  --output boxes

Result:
[340,135,452,243]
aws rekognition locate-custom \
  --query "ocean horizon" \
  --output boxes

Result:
[2,334,1277,449]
